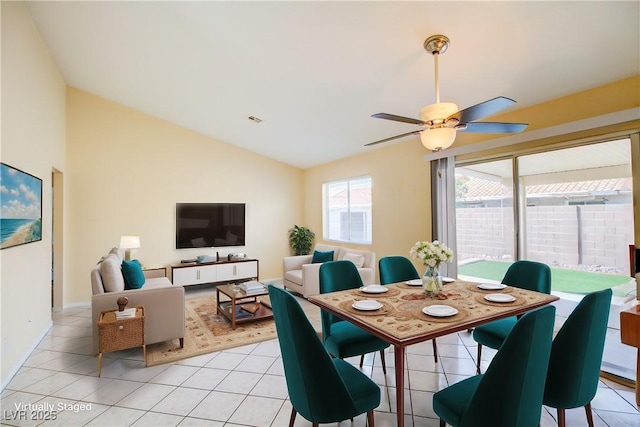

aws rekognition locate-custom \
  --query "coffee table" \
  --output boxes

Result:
[216,283,273,329]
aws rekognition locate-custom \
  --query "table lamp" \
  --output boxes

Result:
[119,235,140,261]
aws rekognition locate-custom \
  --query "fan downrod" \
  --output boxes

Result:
[424,35,450,56]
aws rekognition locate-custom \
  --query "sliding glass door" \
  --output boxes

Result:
[455,158,515,282]
[453,137,635,381]
[517,140,634,295]
[455,138,633,289]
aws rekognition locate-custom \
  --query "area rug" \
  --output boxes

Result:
[145,295,276,367]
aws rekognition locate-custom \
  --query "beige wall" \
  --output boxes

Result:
[1,1,66,387]
[452,75,640,152]
[66,88,304,305]
[303,141,432,276]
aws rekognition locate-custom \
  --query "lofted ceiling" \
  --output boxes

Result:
[26,1,640,169]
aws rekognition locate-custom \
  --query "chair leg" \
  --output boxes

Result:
[557,408,565,427]
[432,339,438,363]
[476,344,482,374]
[439,419,446,427]
[360,354,365,368]
[585,402,595,427]
[380,349,387,375]
[288,408,296,427]
[367,410,375,427]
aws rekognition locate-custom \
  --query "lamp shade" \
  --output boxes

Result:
[119,235,141,249]
[420,127,457,151]
[418,102,459,151]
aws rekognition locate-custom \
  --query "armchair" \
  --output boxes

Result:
[283,244,376,297]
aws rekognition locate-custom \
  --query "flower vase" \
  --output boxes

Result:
[422,265,442,298]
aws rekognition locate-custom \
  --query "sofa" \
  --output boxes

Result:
[91,248,185,354]
[283,244,376,297]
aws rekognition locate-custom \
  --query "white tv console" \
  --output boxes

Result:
[170,258,259,287]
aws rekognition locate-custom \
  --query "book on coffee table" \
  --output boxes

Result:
[239,280,266,294]
[240,302,260,314]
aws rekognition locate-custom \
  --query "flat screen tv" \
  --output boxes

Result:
[176,203,246,249]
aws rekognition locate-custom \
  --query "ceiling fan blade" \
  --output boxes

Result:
[458,122,528,134]
[365,130,422,146]
[371,113,425,125]
[448,96,516,123]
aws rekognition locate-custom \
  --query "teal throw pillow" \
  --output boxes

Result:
[312,250,334,264]
[122,259,146,290]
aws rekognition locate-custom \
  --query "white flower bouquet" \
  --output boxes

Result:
[410,240,454,268]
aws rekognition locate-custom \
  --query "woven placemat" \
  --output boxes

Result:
[352,287,401,298]
[466,284,514,294]
[338,300,394,316]
[414,305,471,324]
[396,282,424,290]
[475,293,525,307]
[400,292,428,301]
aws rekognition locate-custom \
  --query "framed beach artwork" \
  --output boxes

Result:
[0,163,42,250]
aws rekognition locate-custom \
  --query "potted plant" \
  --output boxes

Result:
[288,225,315,256]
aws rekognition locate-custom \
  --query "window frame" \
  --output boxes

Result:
[322,174,372,245]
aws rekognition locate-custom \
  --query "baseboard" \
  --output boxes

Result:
[600,370,635,389]
[1,321,51,392]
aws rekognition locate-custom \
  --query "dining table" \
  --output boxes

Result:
[308,278,559,427]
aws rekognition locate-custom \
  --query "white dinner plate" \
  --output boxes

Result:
[442,277,456,283]
[478,283,507,290]
[360,285,389,294]
[422,305,459,317]
[352,300,383,311]
[406,279,422,286]
[484,293,516,303]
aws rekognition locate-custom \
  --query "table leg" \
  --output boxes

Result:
[636,348,640,406]
[231,298,236,329]
[97,352,103,377]
[395,345,405,427]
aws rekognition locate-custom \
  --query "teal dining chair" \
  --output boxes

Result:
[472,260,552,373]
[543,288,612,427]
[433,305,556,427]
[267,285,380,427]
[320,260,390,373]
[379,255,439,363]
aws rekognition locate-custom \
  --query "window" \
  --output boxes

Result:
[323,175,372,244]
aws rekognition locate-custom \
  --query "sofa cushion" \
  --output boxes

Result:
[109,247,123,262]
[100,253,125,292]
[312,250,334,264]
[122,259,146,290]
[284,269,303,286]
[342,252,365,268]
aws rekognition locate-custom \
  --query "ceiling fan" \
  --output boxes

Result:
[366,35,528,151]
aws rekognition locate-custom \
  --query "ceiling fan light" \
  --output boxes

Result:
[420,127,456,151]
[419,102,459,123]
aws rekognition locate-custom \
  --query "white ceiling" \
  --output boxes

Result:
[26,1,640,169]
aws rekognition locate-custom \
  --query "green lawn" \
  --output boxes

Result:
[458,260,632,295]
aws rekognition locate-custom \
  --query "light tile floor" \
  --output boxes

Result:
[1,287,639,427]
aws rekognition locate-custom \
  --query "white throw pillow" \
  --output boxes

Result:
[100,253,125,292]
[342,252,365,268]
[108,247,123,263]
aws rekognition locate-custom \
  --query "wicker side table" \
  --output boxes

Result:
[97,306,145,377]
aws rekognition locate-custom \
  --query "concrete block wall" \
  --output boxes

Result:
[456,207,514,261]
[456,204,633,272]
